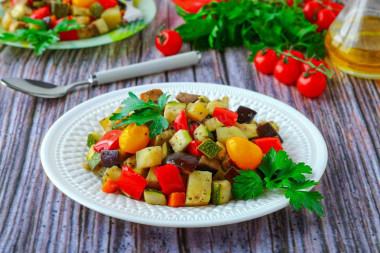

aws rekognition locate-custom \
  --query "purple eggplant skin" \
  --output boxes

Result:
[101,150,120,167]
[256,122,283,143]
[237,106,257,124]
[163,152,199,175]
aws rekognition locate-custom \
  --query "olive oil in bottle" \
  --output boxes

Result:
[325,0,380,79]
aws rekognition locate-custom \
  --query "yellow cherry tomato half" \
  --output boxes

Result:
[119,124,150,154]
[226,137,263,170]
[72,0,96,8]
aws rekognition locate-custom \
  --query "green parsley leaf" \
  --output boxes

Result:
[232,169,264,200]
[110,92,170,138]
[285,189,325,217]
[232,148,325,216]
[19,17,47,30]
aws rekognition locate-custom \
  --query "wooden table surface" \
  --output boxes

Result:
[0,1,379,252]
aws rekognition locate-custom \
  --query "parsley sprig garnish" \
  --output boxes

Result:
[232,148,325,216]
[0,17,83,55]
[109,92,170,138]
[175,0,326,59]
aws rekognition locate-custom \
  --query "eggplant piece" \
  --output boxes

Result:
[196,156,221,175]
[163,152,199,175]
[224,167,241,183]
[256,122,283,143]
[176,92,199,104]
[101,150,119,167]
[237,106,257,123]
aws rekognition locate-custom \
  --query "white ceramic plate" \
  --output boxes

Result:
[0,0,156,50]
[40,82,328,227]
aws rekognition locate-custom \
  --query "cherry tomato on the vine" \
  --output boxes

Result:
[280,50,305,62]
[254,49,278,74]
[274,58,301,85]
[301,58,328,72]
[303,1,324,22]
[297,70,327,98]
[316,8,338,31]
[155,29,183,56]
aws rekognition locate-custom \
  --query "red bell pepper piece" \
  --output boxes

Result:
[30,6,50,19]
[173,110,188,131]
[56,17,79,41]
[171,0,224,14]
[253,137,283,154]
[97,0,118,9]
[93,130,122,152]
[154,164,186,195]
[187,140,202,157]
[212,107,238,127]
[117,166,147,200]
[189,123,199,139]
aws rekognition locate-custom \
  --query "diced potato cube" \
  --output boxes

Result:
[206,97,229,115]
[101,6,122,30]
[185,171,212,206]
[2,12,13,31]
[186,101,208,121]
[92,18,109,35]
[136,146,163,169]
[236,123,258,139]
[146,167,161,189]
[216,126,247,144]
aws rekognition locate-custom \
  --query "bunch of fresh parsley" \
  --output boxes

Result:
[232,148,325,216]
[0,17,83,55]
[175,0,326,60]
[110,92,171,138]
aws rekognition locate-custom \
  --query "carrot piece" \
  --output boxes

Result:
[168,192,186,207]
[102,178,118,193]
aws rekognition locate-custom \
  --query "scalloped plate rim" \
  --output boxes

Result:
[40,82,328,227]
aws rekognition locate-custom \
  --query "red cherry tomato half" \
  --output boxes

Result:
[274,58,301,85]
[254,49,278,75]
[297,70,327,98]
[155,29,183,56]
[316,8,338,31]
[301,58,328,73]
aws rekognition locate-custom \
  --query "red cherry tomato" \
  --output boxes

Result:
[301,58,328,72]
[303,1,324,22]
[316,8,338,31]
[274,58,301,85]
[280,50,305,61]
[280,50,305,68]
[155,29,183,56]
[297,70,327,98]
[286,0,294,6]
[30,6,51,20]
[254,49,278,75]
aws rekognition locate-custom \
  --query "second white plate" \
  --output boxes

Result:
[40,82,328,227]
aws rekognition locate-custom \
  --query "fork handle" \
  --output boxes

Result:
[93,51,201,85]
